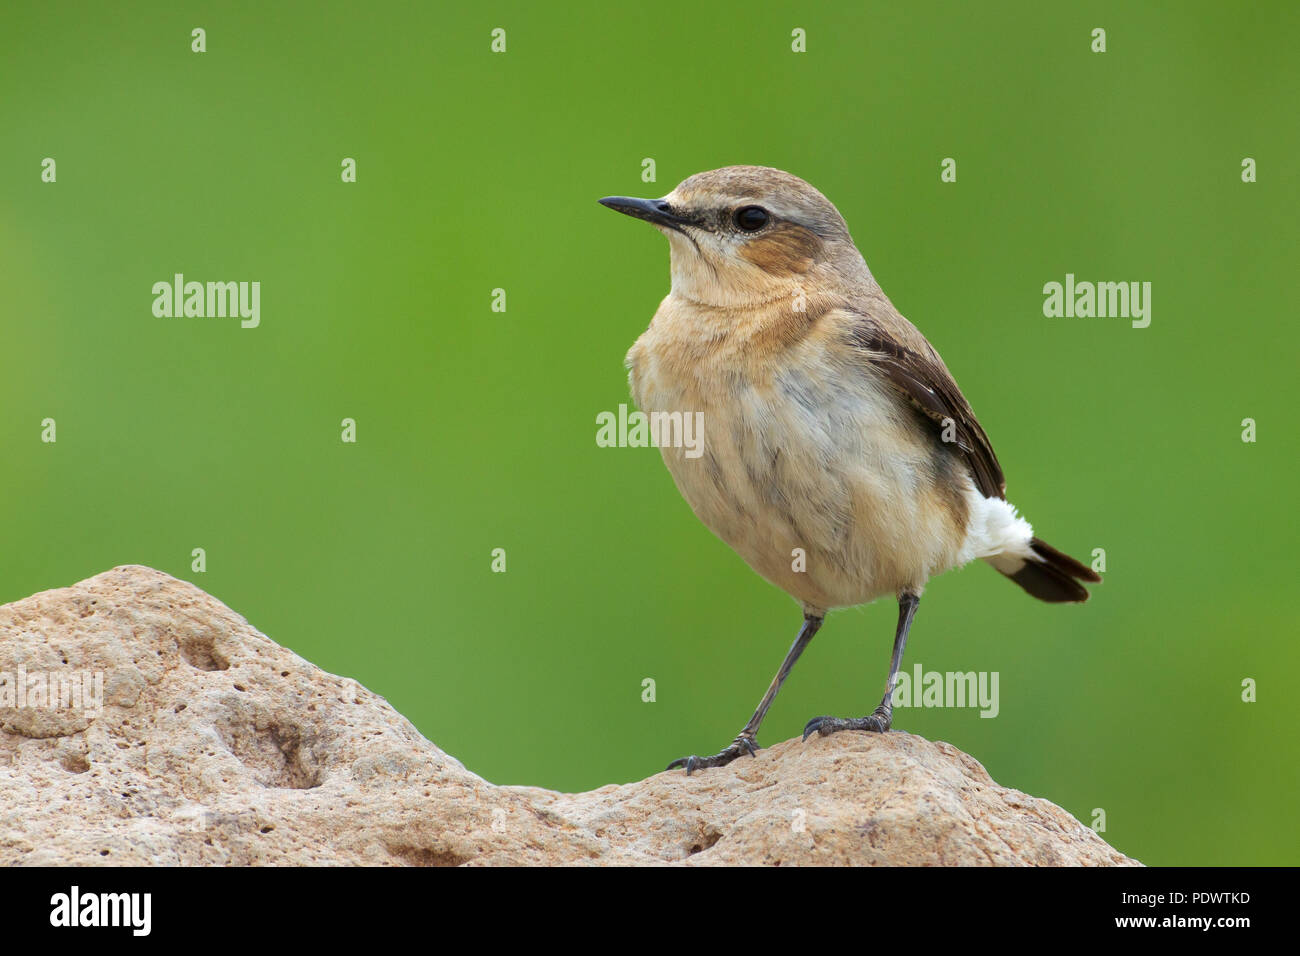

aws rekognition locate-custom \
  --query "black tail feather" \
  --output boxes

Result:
[1004,537,1101,604]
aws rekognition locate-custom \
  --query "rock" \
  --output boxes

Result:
[0,566,1138,866]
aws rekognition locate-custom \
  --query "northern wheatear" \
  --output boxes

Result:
[600,166,1100,774]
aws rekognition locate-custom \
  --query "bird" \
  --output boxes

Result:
[599,166,1100,774]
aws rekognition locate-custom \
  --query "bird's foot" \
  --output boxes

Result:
[802,704,892,741]
[666,733,759,775]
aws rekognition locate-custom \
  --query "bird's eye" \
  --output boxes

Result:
[734,206,769,231]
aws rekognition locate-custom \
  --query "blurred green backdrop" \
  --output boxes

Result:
[2,1,1296,866]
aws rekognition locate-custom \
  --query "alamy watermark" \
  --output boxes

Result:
[0,666,103,714]
[152,273,260,328]
[49,886,151,936]
[1042,273,1151,329]
[596,403,704,459]
[891,664,999,718]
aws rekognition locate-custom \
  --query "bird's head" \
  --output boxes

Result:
[600,165,866,308]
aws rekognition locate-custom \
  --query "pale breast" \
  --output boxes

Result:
[627,307,970,612]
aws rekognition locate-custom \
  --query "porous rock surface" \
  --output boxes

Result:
[0,567,1138,866]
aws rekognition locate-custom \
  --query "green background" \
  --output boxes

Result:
[2,1,1296,866]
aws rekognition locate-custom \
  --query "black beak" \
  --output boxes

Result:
[598,196,690,233]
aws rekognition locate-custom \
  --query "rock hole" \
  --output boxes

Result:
[179,633,229,671]
[60,753,90,774]
[687,825,723,856]
[389,845,470,867]
[215,716,324,790]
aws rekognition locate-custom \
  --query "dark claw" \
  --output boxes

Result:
[802,716,833,741]
[802,707,893,742]
[665,735,760,774]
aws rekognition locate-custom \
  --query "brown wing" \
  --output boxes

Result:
[846,313,1006,500]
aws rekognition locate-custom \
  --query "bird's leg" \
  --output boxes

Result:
[666,613,823,775]
[802,591,919,741]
